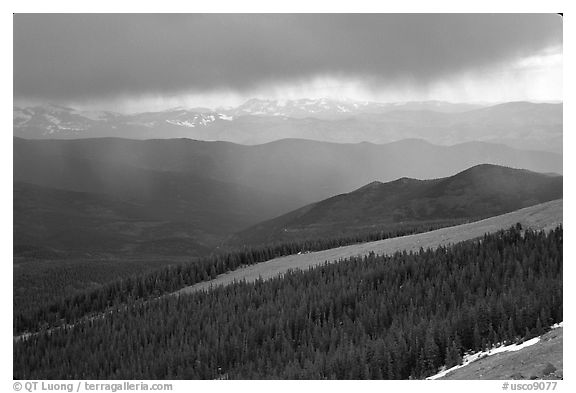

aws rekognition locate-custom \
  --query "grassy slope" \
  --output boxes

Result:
[177,199,562,295]
[442,327,563,380]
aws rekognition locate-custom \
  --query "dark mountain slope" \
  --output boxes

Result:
[13,182,213,257]
[14,154,298,228]
[229,164,563,245]
[13,157,299,257]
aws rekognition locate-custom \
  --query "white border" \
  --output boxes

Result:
[2,3,572,393]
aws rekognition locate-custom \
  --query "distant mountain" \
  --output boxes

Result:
[13,100,562,152]
[224,98,482,118]
[13,105,234,139]
[229,164,563,246]
[14,138,562,209]
[13,99,481,134]
[447,102,563,152]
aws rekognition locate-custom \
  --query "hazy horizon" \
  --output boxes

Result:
[14,97,564,115]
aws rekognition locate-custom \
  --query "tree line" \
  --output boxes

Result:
[14,220,463,335]
[14,225,562,379]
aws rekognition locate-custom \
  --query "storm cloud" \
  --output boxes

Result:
[14,14,562,103]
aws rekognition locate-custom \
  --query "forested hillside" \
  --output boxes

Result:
[14,226,562,379]
[231,165,563,245]
[15,222,459,335]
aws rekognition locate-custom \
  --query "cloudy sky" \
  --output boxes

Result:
[14,14,562,112]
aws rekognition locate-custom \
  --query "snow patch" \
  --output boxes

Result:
[426,330,555,380]
[166,120,196,128]
[57,126,86,131]
[44,114,61,125]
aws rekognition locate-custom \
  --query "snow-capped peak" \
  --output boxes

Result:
[227,97,385,118]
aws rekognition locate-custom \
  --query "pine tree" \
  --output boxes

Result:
[423,327,440,375]
[445,340,462,368]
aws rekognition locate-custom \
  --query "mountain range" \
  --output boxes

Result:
[229,164,563,246]
[14,99,562,153]
[14,137,562,257]
[228,98,484,118]
[15,137,561,207]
